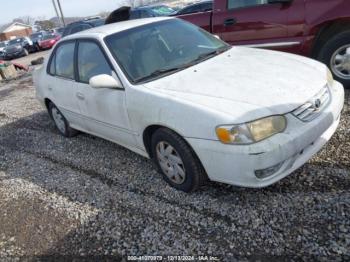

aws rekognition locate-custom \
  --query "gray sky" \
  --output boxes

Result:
[0,0,129,24]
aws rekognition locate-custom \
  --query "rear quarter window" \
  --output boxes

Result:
[49,54,56,75]
[53,42,76,79]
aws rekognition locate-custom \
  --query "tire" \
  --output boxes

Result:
[35,43,41,52]
[317,30,350,88]
[23,48,29,56]
[151,128,207,192]
[48,102,79,138]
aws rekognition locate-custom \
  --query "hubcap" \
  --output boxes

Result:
[331,44,350,80]
[156,141,186,185]
[51,107,66,134]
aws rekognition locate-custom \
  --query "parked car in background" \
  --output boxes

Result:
[174,1,212,16]
[30,32,48,51]
[177,0,350,87]
[130,5,176,19]
[39,33,61,50]
[3,37,34,60]
[51,27,65,36]
[0,41,7,58]
[62,18,105,37]
[34,18,344,192]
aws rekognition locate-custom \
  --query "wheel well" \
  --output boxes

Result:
[312,20,350,58]
[142,125,208,180]
[44,98,52,112]
[143,125,195,159]
[143,125,163,158]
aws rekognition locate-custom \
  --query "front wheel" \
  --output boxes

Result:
[151,128,207,192]
[48,103,78,137]
[317,30,350,88]
[23,48,29,56]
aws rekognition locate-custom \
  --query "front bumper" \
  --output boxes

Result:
[187,81,345,188]
[40,43,53,49]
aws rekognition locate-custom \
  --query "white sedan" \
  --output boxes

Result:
[34,17,344,192]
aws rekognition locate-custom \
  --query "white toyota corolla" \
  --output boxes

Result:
[34,17,344,192]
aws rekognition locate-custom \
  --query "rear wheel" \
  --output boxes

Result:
[317,30,350,88]
[48,102,78,137]
[151,128,207,192]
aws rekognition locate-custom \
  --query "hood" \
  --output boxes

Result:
[143,47,328,122]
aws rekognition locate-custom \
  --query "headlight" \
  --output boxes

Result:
[216,116,287,144]
[327,68,334,87]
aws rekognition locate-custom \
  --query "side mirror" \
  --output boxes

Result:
[89,74,123,89]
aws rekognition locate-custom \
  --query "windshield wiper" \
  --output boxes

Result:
[185,46,231,67]
[134,67,181,83]
[133,46,231,83]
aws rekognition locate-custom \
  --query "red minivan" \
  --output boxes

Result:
[177,0,350,87]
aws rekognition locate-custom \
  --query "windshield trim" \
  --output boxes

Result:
[104,20,231,85]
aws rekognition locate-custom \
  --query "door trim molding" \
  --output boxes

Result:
[238,41,301,48]
[60,107,137,136]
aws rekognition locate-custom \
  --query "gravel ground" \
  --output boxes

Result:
[0,76,349,261]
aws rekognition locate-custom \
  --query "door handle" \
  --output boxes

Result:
[76,92,85,100]
[224,18,237,26]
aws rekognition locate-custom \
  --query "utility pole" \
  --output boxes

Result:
[56,0,66,27]
[52,0,63,27]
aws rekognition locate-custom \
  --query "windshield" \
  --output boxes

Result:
[105,19,230,84]
[0,42,5,48]
[8,38,23,46]
[42,34,56,40]
[30,33,43,40]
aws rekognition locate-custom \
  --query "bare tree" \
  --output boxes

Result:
[16,16,36,25]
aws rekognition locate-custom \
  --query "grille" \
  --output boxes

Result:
[292,86,331,122]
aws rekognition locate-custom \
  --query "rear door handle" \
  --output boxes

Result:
[224,18,237,26]
[76,92,85,100]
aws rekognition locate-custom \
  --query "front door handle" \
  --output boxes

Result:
[224,18,237,26]
[76,92,85,100]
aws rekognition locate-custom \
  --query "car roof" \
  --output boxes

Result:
[62,17,172,40]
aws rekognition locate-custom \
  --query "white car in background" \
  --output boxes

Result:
[34,17,344,192]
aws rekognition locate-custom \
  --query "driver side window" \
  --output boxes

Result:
[228,0,268,9]
[77,41,113,83]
